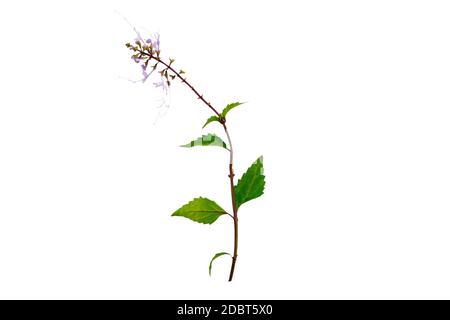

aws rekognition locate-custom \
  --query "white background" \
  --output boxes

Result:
[0,0,450,299]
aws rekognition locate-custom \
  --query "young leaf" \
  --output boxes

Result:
[172,197,227,224]
[234,156,265,209]
[180,133,228,149]
[209,252,230,276]
[221,102,245,118]
[202,116,220,129]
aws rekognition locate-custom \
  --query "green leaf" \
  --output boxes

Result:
[209,252,230,276]
[202,116,220,129]
[235,156,265,209]
[172,197,227,224]
[180,133,228,149]
[221,102,245,118]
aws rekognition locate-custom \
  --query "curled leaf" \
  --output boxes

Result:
[202,116,220,129]
[209,252,230,276]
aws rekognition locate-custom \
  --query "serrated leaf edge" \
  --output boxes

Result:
[171,197,228,224]
[180,133,228,150]
[235,156,265,209]
[221,101,245,118]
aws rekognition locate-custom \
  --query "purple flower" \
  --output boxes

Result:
[154,33,160,51]
[134,30,145,44]
[142,71,150,83]
[141,65,152,83]
[144,33,160,52]
[126,28,164,86]
[153,78,169,92]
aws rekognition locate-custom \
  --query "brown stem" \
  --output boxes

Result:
[223,124,238,282]
[138,50,221,117]
[142,51,239,281]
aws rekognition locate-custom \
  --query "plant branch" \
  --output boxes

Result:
[138,50,221,117]
[223,123,239,282]
[142,51,240,281]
